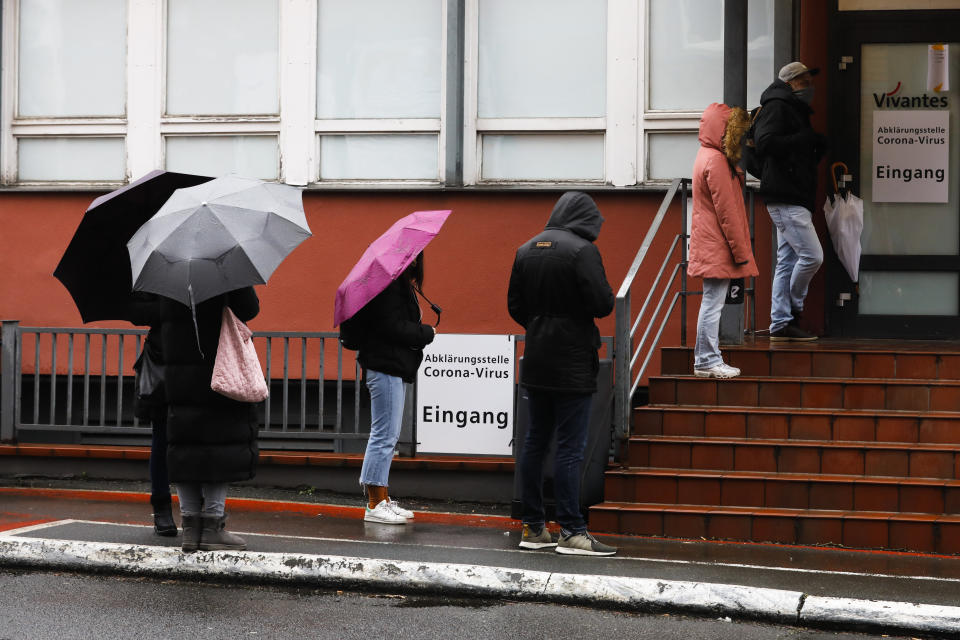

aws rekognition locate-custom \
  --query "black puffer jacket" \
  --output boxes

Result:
[150,287,261,483]
[356,278,435,383]
[754,80,828,212]
[507,192,615,393]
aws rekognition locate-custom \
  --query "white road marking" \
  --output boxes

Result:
[0,519,77,536]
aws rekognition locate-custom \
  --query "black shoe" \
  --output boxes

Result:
[152,502,178,537]
[770,324,818,342]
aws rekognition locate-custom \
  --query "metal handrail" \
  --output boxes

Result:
[614,178,690,448]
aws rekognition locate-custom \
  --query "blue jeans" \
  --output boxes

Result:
[519,389,593,533]
[360,369,405,487]
[694,278,730,369]
[767,204,823,332]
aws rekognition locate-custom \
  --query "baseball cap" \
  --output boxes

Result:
[778,61,820,82]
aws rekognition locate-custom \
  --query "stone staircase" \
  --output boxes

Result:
[590,341,960,553]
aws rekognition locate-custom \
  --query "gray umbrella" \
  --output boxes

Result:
[127,175,311,307]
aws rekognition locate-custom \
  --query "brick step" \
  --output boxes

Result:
[629,436,960,479]
[635,405,960,445]
[604,468,960,514]
[661,345,960,380]
[649,375,960,411]
[587,501,960,553]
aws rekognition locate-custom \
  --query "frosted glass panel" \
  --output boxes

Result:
[317,0,441,118]
[859,43,960,255]
[18,0,126,117]
[859,272,958,315]
[19,138,125,181]
[478,0,606,118]
[319,135,438,180]
[746,0,775,108]
[649,0,722,110]
[481,135,604,181]
[648,133,699,180]
[166,0,279,115]
[165,136,278,180]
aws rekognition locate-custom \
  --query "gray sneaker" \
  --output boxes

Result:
[519,524,557,549]
[556,529,617,556]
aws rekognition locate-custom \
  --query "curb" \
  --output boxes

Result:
[2,536,960,635]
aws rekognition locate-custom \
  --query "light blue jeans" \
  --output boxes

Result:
[175,483,228,517]
[767,204,823,333]
[359,369,405,487]
[694,278,730,370]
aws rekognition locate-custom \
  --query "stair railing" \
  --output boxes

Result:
[613,178,691,452]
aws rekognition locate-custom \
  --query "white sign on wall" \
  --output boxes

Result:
[872,110,949,203]
[416,334,515,455]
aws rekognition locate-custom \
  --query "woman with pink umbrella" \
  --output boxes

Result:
[335,210,449,524]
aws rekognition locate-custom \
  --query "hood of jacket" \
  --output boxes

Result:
[698,102,731,153]
[760,79,812,114]
[545,191,604,242]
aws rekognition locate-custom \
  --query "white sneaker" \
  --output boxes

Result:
[364,499,408,525]
[694,363,741,379]
[386,498,414,520]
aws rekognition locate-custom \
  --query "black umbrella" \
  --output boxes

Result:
[54,170,213,323]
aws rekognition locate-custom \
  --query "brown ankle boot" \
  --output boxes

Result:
[197,515,246,551]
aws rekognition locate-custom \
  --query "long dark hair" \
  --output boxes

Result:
[403,252,424,289]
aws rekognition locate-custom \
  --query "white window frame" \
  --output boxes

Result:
[311,0,447,186]
[1,0,774,189]
[1,0,129,186]
[463,0,638,187]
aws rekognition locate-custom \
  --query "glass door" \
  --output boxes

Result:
[831,13,960,338]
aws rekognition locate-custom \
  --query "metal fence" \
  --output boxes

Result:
[0,321,365,452]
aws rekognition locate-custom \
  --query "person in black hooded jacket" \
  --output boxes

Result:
[508,191,617,556]
[754,61,828,342]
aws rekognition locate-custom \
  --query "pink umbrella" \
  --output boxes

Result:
[334,209,451,326]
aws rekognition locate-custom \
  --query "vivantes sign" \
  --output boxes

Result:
[416,334,515,455]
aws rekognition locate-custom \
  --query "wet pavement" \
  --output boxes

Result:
[3,488,960,608]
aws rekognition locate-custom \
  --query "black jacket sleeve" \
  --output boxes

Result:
[226,287,260,323]
[124,293,167,327]
[575,245,615,320]
[506,254,527,328]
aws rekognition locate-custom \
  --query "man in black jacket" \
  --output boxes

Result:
[508,191,616,556]
[755,61,828,341]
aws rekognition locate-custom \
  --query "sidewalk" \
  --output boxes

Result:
[2,483,960,636]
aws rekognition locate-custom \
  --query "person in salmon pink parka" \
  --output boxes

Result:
[688,102,759,379]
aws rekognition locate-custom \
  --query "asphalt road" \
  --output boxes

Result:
[0,570,915,640]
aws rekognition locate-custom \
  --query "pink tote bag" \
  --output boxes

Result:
[211,306,269,403]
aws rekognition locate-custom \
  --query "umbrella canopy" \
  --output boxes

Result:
[334,210,451,326]
[824,191,864,283]
[127,175,311,307]
[53,170,213,322]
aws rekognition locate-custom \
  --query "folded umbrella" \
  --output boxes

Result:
[334,210,451,326]
[824,191,864,283]
[127,175,311,308]
[53,170,213,322]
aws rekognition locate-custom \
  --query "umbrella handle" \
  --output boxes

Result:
[413,286,442,327]
[831,161,849,194]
